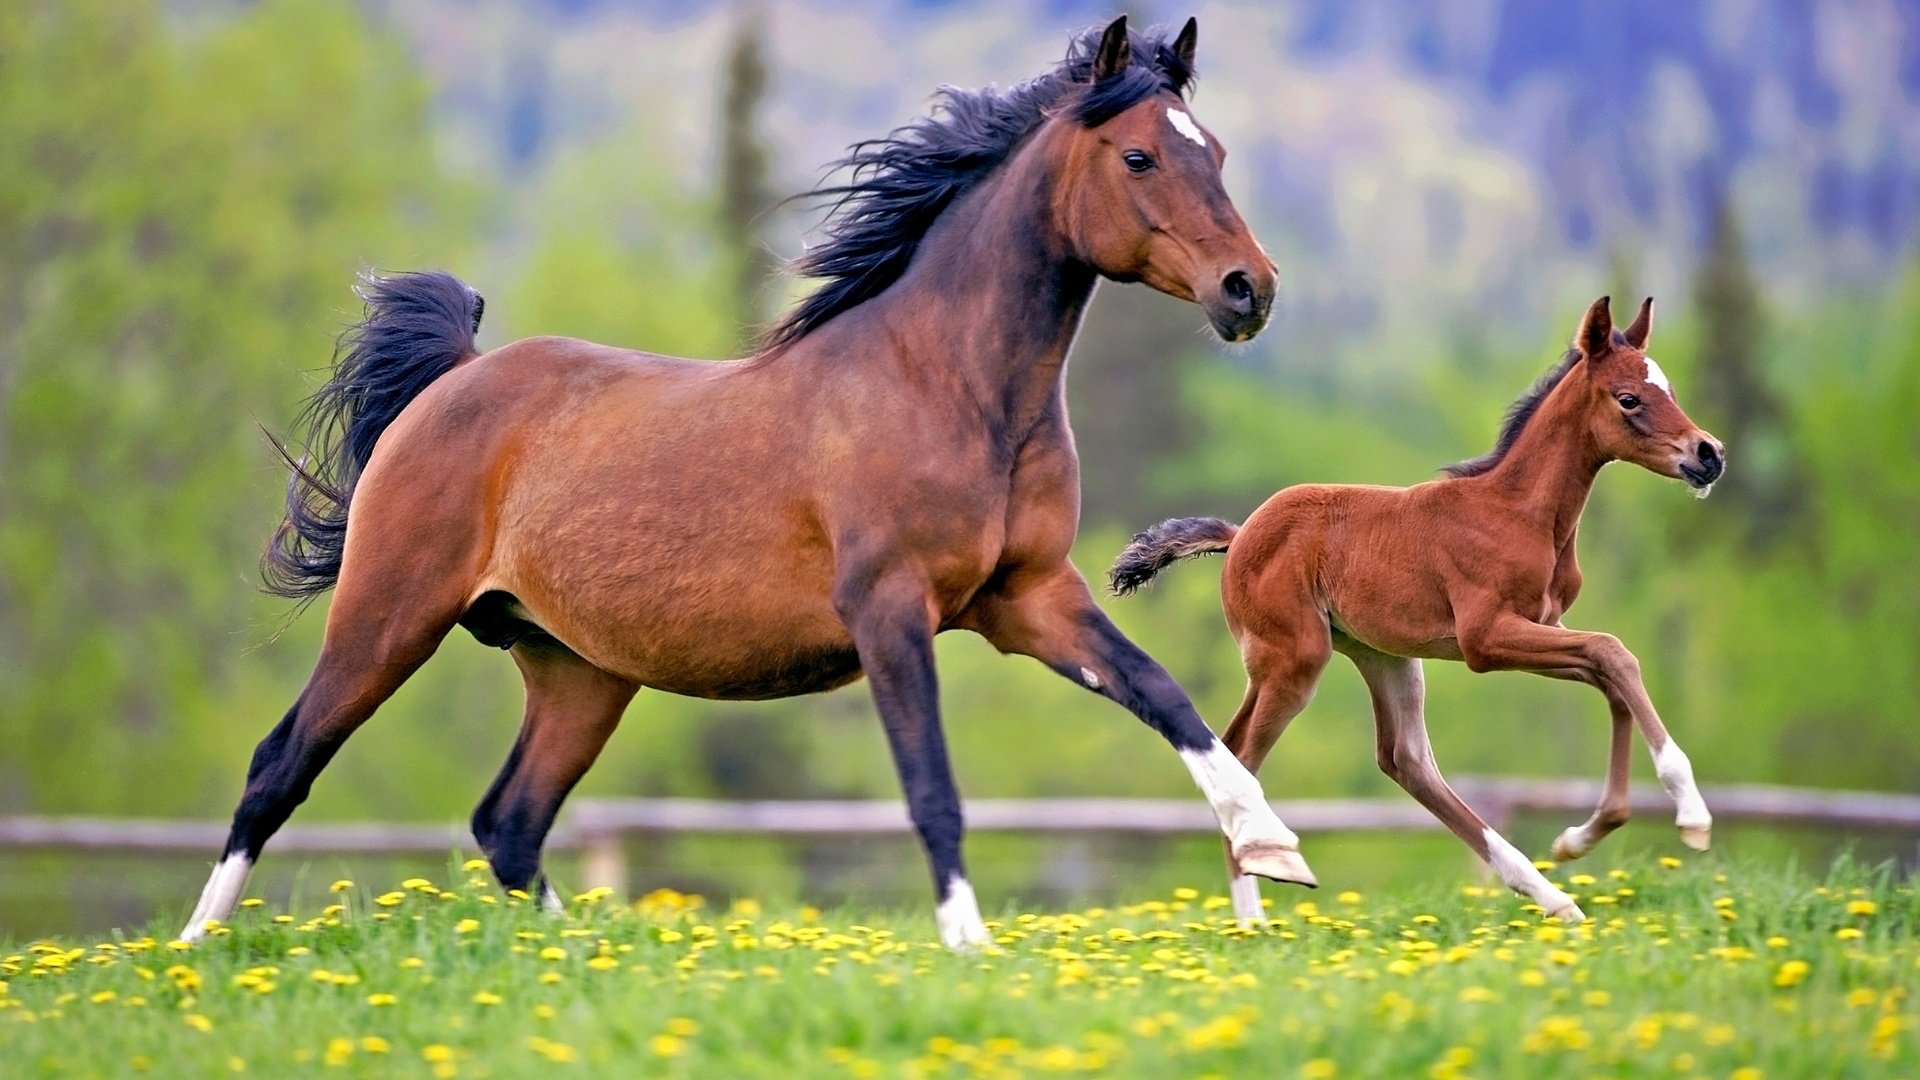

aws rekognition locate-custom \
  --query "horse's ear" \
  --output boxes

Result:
[1574,296,1613,357]
[1092,15,1131,79]
[1623,296,1654,350]
[1172,17,1198,71]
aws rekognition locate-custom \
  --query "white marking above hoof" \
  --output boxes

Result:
[1546,899,1589,924]
[539,882,566,914]
[180,853,253,943]
[1228,873,1264,927]
[936,876,991,952]
[1551,825,1595,863]
[1080,667,1102,690]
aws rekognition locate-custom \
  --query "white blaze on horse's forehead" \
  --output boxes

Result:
[1166,107,1207,147]
[1644,356,1673,396]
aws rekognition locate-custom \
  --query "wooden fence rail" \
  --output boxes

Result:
[3,778,1915,894]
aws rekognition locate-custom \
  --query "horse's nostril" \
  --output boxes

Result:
[1697,441,1719,465]
[1221,270,1254,313]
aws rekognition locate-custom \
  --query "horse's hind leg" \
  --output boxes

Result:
[180,576,467,940]
[472,638,636,908]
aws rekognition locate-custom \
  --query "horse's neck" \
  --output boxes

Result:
[1482,378,1605,549]
[867,134,1097,441]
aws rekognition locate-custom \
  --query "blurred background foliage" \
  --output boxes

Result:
[2,0,1917,933]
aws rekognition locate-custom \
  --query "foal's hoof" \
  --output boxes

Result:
[1678,823,1712,851]
[940,920,992,953]
[1235,844,1318,888]
[1550,827,1593,863]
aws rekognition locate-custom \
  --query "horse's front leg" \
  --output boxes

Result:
[834,564,988,951]
[958,565,1316,887]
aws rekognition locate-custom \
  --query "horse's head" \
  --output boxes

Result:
[1052,17,1277,342]
[1570,296,1725,494]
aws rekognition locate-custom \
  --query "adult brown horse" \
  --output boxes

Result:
[180,17,1311,949]
[1111,296,1724,925]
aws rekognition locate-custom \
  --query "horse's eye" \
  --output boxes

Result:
[1122,150,1154,173]
[1618,393,1641,411]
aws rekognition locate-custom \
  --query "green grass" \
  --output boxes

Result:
[1,855,1914,1078]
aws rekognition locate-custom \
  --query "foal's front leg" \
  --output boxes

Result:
[835,566,988,950]
[1461,612,1712,852]
[959,566,1316,887]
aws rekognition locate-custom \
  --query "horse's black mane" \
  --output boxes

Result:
[763,22,1195,349]
[1442,346,1586,478]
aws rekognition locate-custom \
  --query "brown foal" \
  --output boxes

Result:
[1112,296,1725,924]
[182,17,1315,949]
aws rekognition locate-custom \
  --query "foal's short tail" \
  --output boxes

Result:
[1108,517,1239,596]
[263,270,485,601]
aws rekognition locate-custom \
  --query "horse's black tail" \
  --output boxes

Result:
[263,270,485,601]
[1108,517,1239,596]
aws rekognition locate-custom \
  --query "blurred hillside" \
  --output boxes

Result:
[2,0,1918,932]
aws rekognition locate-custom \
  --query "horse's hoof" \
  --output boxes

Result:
[940,922,992,953]
[1546,900,1588,924]
[1235,844,1317,888]
[1678,824,1712,851]
[1550,828,1591,863]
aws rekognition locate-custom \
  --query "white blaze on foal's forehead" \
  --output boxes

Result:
[1166,107,1207,147]
[1643,356,1673,396]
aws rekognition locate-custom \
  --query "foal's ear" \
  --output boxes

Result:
[1092,15,1131,79]
[1172,17,1199,72]
[1623,296,1654,350]
[1574,295,1614,357]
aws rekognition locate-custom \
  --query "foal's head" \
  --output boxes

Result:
[1052,17,1277,341]
[1570,296,1725,492]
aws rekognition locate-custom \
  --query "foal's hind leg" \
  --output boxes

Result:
[1219,632,1331,925]
[180,579,467,940]
[472,638,636,907]
[1346,644,1584,923]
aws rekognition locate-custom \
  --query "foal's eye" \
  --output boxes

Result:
[1617,393,1641,411]
[1122,150,1154,173]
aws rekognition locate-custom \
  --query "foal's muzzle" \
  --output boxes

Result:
[1678,437,1725,489]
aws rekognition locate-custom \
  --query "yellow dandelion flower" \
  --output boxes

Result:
[359,1037,390,1054]
[1847,900,1878,917]
[328,880,354,893]
[1172,887,1199,901]
[1658,857,1682,869]
[666,1018,699,1037]
[528,1037,577,1063]
[184,1014,213,1033]
[649,1034,684,1057]
[1774,960,1810,987]
[366,993,397,1007]
[473,991,502,1006]
[539,947,567,961]
[423,1044,456,1063]
[1302,1059,1337,1079]
[1845,988,1878,1008]
[455,919,480,935]
[1836,927,1864,941]
[1731,1069,1762,1080]
[239,898,264,909]
[323,1038,355,1067]
[462,858,490,872]
[1766,936,1790,949]
[586,956,619,972]
[539,972,562,985]
[401,877,434,891]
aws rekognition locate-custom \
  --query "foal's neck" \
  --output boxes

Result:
[1479,376,1607,548]
[871,125,1098,442]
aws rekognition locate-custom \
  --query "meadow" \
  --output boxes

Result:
[0,855,1912,1078]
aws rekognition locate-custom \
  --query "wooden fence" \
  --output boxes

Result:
[3,778,1916,893]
